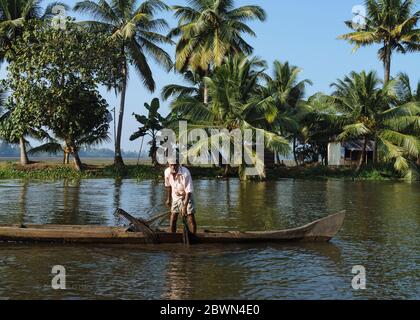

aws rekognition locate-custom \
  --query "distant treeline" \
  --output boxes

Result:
[0,141,141,159]
[0,141,19,157]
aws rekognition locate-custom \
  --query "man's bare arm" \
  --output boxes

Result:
[166,187,172,208]
[182,192,191,216]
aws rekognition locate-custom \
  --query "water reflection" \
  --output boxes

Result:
[17,182,28,225]
[0,179,418,299]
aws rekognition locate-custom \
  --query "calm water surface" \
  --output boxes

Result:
[0,179,418,299]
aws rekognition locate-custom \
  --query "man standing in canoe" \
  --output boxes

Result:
[165,158,197,234]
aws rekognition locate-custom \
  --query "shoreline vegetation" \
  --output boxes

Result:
[0,160,406,181]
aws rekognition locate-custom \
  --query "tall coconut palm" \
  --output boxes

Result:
[74,0,173,167]
[338,0,420,84]
[170,55,290,179]
[330,70,420,175]
[395,72,420,166]
[169,0,266,104]
[261,61,312,165]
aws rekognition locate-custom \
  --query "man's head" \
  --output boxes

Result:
[168,157,180,175]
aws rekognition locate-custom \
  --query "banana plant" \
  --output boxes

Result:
[130,98,166,167]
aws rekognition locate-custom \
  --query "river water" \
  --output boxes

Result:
[0,179,418,300]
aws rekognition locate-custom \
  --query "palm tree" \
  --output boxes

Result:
[330,70,420,175]
[0,87,50,166]
[28,130,110,167]
[289,93,342,165]
[395,72,420,166]
[130,98,166,166]
[74,0,173,167]
[338,0,420,84]
[169,0,266,104]
[170,55,290,179]
[162,70,204,102]
[0,110,49,166]
[261,61,312,165]
[396,72,420,104]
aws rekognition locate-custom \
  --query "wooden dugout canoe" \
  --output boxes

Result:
[0,211,345,245]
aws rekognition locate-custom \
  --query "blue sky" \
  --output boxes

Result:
[3,0,420,152]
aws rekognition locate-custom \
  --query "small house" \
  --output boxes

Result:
[328,140,374,167]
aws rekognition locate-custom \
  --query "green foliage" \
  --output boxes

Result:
[130,98,166,165]
[1,20,120,168]
[74,0,173,91]
[328,70,420,175]
[338,0,419,82]
[0,161,412,181]
[170,0,266,73]
[74,0,173,165]
[0,1,70,64]
[162,71,204,102]
[0,164,94,180]
[170,54,290,179]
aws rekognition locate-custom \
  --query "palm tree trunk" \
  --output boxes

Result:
[114,54,127,168]
[293,136,298,166]
[356,136,368,173]
[65,141,82,171]
[63,151,70,165]
[373,135,378,166]
[19,137,30,165]
[204,84,209,104]
[239,164,247,181]
[72,151,83,172]
[384,43,391,84]
[203,65,210,104]
[224,164,230,177]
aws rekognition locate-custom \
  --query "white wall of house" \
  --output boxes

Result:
[328,142,342,166]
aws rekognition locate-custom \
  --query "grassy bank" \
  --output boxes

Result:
[265,165,401,181]
[0,160,409,181]
[0,161,221,180]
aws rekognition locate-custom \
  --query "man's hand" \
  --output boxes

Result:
[182,193,190,217]
[165,199,171,208]
[182,203,188,217]
[165,187,172,208]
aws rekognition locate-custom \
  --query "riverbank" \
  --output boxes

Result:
[0,161,408,181]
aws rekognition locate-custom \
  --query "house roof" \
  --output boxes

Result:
[343,140,375,152]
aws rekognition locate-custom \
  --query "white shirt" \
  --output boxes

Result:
[164,166,194,201]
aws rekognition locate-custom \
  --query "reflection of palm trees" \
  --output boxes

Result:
[17,181,28,225]
[225,179,232,217]
[237,182,279,230]
[163,254,193,300]
[163,249,247,300]
[149,180,160,210]
[325,180,344,211]
[113,178,122,209]
[340,182,419,297]
[59,179,81,225]
[113,178,123,225]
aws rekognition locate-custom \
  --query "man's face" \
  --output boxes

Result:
[169,163,179,174]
